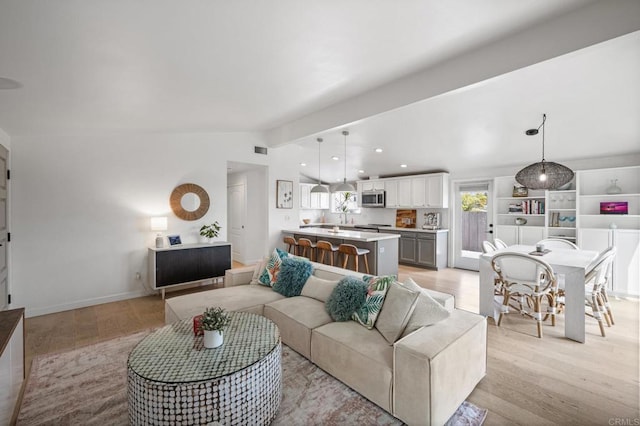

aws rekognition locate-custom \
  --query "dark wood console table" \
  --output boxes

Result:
[148,242,232,299]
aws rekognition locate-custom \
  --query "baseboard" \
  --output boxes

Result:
[25,290,150,318]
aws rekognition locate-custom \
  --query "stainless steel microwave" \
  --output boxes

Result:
[361,190,385,208]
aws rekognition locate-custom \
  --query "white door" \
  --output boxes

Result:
[0,144,8,310]
[454,181,493,271]
[227,183,246,263]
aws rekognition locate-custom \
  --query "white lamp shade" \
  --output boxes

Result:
[150,217,168,232]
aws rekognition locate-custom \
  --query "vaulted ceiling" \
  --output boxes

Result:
[0,1,638,180]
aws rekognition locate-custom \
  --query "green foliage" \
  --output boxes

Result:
[461,192,488,212]
[200,221,221,238]
[201,307,231,331]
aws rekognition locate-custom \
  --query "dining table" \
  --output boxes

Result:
[479,244,599,343]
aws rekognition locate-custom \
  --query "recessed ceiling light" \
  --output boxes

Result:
[375,148,383,153]
[358,170,365,173]
[300,162,307,166]
[332,156,339,161]
[400,164,408,168]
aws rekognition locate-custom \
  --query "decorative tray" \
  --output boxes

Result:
[529,249,551,256]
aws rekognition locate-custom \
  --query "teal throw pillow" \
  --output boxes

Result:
[325,276,368,322]
[259,248,289,286]
[273,257,314,297]
[352,275,396,329]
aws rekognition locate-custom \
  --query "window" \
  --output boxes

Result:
[331,191,360,214]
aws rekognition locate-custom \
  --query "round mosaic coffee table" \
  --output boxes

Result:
[127,312,281,425]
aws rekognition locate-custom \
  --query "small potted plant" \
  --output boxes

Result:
[200,221,221,243]
[201,307,231,348]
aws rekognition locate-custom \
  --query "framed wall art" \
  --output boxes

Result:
[276,180,293,209]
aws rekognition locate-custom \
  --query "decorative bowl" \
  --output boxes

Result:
[515,217,527,225]
[302,219,311,224]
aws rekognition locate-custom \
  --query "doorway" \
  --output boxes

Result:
[453,180,492,271]
[227,162,268,265]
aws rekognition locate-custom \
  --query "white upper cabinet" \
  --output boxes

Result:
[300,183,329,210]
[357,173,449,209]
[398,179,413,207]
[361,180,385,191]
[385,180,399,208]
[427,174,448,208]
[411,177,426,207]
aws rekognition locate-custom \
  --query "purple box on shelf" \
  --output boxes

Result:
[600,201,628,215]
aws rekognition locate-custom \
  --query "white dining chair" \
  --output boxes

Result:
[491,252,558,338]
[482,240,497,253]
[536,238,579,250]
[493,238,509,249]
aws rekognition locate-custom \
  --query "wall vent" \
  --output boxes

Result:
[254,146,268,155]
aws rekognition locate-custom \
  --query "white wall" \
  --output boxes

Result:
[10,131,276,316]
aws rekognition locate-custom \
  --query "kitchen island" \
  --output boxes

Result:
[282,228,400,276]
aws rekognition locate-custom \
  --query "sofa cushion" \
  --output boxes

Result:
[400,277,451,338]
[273,257,314,297]
[164,285,286,324]
[375,281,419,344]
[301,275,339,302]
[352,275,395,329]
[249,257,269,285]
[264,297,332,359]
[259,248,289,286]
[311,321,394,412]
[325,276,367,322]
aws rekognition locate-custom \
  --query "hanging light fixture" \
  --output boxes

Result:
[335,130,356,192]
[310,137,329,194]
[515,114,574,190]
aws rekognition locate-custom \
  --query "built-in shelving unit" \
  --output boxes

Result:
[547,189,577,241]
[494,176,547,245]
[576,166,639,296]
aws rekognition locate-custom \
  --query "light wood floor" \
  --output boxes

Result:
[24,264,640,425]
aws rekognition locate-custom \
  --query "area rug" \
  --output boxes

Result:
[17,330,487,425]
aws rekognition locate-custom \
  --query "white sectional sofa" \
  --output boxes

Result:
[165,261,487,425]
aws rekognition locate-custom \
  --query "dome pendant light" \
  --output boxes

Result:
[515,114,574,190]
[310,138,329,194]
[335,130,356,192]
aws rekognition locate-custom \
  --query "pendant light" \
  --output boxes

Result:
[335,130,356,192]
[310,138,329,193]
[515,114,574,190]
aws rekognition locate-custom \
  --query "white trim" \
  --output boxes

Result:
[25,289,149,318]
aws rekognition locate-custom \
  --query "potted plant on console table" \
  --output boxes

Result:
[200,221,221,243]
[201,307,231,348]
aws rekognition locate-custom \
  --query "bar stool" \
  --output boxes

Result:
[283,235,298,255]
[297,238,317,261]
[339,243,370,274]
[316,240,339,266]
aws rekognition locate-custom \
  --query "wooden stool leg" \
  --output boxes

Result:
[329,252,334,266]
[342,254,349,269]
[363,254,370,274]
[354,256,359,272]
[319,250,325,265]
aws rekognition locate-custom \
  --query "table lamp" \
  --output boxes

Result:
[150,217,168,248]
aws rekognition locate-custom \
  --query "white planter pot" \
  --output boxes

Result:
[203,330,223,348]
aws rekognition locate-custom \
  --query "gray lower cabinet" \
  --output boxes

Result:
[399,232,418,263]
[417,235,436,267]
[394,230,448,270]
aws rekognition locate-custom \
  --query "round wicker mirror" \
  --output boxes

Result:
[170,183,210,221]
